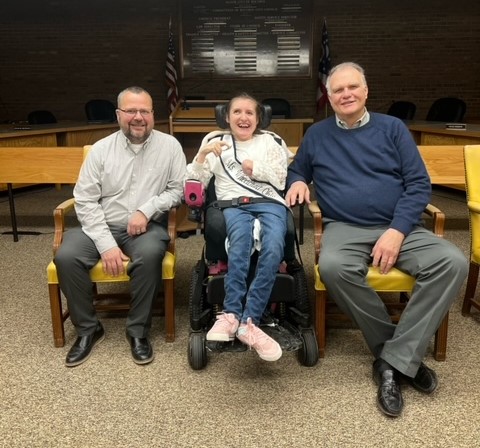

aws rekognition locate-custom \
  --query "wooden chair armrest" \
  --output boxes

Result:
[53,200,177,256]
[424,203,445,238]
[307,201,323,263]
[307,201,321,215]
[53,198,76,254]
[305,201,446,262]
[167,207,177,254]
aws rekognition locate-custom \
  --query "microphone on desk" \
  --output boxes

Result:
[182,95,208,111]
[181,76,212,111]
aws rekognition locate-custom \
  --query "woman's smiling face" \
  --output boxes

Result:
[226,97,260,142]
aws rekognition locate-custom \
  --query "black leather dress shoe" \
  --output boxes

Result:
[405,363,438,394]
[65,323,105,367]
[373,359,404,417]
[126,332,154,365]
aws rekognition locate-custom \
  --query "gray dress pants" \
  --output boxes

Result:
[54,221,170,338]
[318,221,468,377]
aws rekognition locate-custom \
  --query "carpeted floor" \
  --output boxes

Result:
[1,185,479,448]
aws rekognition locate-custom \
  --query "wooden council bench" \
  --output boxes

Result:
[417,145,465,189]
[0,146,84,241]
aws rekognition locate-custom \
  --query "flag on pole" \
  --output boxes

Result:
[166,18,179,114]
[316,19,331,114]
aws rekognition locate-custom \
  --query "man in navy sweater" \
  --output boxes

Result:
[286,62,467,417]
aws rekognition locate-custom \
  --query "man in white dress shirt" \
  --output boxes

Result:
[55,86,186,367]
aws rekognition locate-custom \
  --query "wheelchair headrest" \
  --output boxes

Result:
[214,103,273,130]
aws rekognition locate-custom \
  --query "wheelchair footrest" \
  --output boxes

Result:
[204,321,303,353]
[206,339,248,353]
[260,321,304,352]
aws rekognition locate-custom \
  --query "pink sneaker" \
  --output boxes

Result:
[236,318,282,361]
[206,313,239,341]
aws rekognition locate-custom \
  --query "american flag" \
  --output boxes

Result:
[165,19,179,114]
[316,19,331,114]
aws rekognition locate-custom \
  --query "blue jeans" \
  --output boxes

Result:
[222,203,287,324]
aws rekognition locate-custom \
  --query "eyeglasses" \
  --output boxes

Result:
[117,108,153,116]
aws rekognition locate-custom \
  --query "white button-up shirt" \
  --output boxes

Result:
[74,129,186,254]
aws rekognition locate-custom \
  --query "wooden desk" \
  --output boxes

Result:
[408,121,480,145]
[417,145,465,189]
[0,120,169,147]
[0,122,116,147]
[0,121,169,191]
[169,102,312,146]
[0,147,84,240]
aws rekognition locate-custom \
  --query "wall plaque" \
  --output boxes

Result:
[180,0,312,78]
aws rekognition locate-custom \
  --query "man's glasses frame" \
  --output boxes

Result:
[117,108,153,117]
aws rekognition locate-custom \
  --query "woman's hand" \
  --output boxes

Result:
[196,141,231,163]
[242,159,253,177]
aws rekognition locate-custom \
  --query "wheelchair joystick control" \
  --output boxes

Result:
[184,179,205,208]
[184,179,205,224]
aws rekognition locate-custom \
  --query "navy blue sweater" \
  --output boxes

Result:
[287,113,431,236]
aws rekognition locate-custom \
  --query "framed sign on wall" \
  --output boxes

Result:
[179,0,313,78]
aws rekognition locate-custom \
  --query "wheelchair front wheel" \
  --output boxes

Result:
[188,332,208,370]
[297,328,319,367]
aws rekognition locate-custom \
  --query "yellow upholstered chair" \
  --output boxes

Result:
[47,146,177,347]
[308,201,449,361]
[462,145,480,316]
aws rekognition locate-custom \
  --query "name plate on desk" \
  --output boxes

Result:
[445,123,467,130]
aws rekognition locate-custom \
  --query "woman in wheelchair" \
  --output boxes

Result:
[185,93,289,362]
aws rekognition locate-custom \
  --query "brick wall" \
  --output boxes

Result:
[0,0,479,123]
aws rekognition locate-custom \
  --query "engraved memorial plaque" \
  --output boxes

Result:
[180,0,312,78]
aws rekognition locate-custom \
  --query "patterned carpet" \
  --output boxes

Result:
[1,185,479,448]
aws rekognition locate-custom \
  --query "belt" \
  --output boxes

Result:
[211,196,279,209]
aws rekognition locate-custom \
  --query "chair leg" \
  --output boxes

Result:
[462,262,479,316]
[314,287,450,361]
[48,283,66,347]
[433,312,449,362]
[314,290,327,358]
[163,278,175,342]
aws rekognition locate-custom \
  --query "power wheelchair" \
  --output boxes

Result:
[184,103,319,370]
